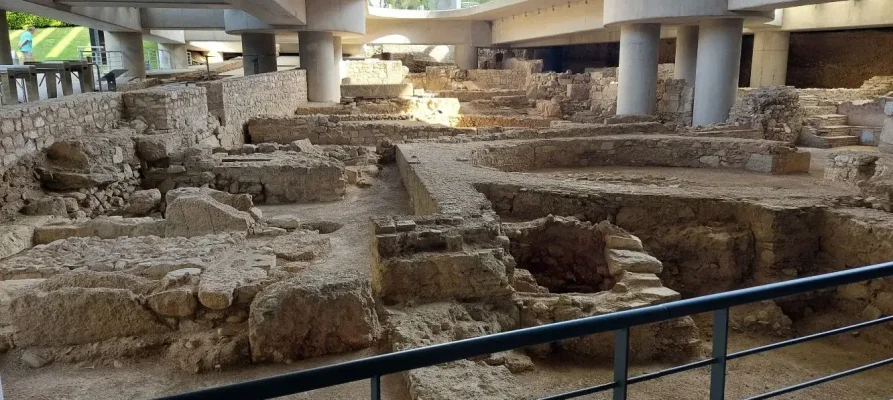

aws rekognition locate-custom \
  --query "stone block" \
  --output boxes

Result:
[249,276,377,362]
[165,195,254,238]
[341,83,414,99]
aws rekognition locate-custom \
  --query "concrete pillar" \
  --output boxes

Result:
[299,31,339,102]
[158,43,189,69]
[674,25,699,84]
[692,18,744,126]
[105,31,146,79]
[454,44,478,70]
[0,10,13,65]
[750,31,790,87]
[617,23,661,116]
[241,33,277,75]
[334,35,345,82]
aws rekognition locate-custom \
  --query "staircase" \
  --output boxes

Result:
[799,95,871,148]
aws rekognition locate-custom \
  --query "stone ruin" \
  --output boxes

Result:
[0,57,891,399]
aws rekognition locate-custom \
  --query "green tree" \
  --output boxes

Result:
[6,12,73,30]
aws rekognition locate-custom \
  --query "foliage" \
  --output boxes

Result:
[6,12,74,30]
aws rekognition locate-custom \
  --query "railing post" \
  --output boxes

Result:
[613,327,630,400]
[371,375,381,400]
[711,308,730,400]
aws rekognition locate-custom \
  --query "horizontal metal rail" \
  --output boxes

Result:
[159,261,893,400]
[728,314,893,360]
[744,357,893,400]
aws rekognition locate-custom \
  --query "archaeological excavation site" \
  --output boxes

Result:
[0,0,892,399]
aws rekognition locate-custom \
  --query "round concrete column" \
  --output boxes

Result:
[692,18,744,126]
[674,25,699,84]
[454,44,478,70]
[241,33,277,75]
[617,23,661,116]
[299,31,339,102]
[334,36,345,82]
[105,31,146,79]
[158,43,189,69]
[750,31,789,87]
[0,10,13,65]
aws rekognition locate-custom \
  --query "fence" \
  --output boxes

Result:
[159,261,893,400]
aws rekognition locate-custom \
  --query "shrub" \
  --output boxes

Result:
[6,12,74,30]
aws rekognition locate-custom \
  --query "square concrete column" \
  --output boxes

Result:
[0,10,13,65]
[105,31,146,79]
[299,31,340,103]
[158,43,190,69]
[617,23,661,116]
[692,18,744,126]
[241,33,278,75]
[750,31,790,87]
[674,25,699,85]
[454,44,478,70]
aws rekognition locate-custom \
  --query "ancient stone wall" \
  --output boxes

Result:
[122,86,209,135]
[199,70,308,148]
[0,93,123,170]
[729,86,803,143]
[144,148,346,203]
[471,136,810,174]
[249,116,473,146]
[344,60,408,84]
[656,79,694,126]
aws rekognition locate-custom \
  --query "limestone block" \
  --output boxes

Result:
[0,217,55,259]
[197,253,269,309]
[605,249,663,276]
[267,231,331,262]
[148,288,198,317]
[249,276,377,362]
[24,197,68,218]
[10,287,170,346]
[408,361,522,400]
[373,249,512,303]
[266,215,302,230]
[165,195,254,238]
[341,83,414,99]
[125,189,162,216]
[165,187,254,212]
[605,234,644,251]
[874,292,893,314]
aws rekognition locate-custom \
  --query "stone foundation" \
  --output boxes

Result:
[471,136,811,174]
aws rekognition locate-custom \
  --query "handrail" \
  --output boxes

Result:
[158,261,893,400]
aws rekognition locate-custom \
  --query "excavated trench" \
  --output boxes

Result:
[475,181,893,329]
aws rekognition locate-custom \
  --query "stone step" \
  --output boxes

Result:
[822,135,862,148]
[801,105,838,116]
[821,125,856,136]
[810,114,849,127]
[799,95,819,107]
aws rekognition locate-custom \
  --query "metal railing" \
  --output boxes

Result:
[159,261,893,400]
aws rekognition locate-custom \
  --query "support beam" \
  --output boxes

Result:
[674,25,698,85]
[750,31,789,87]
[693,18,744,126]
[299,31,339,102]
[0,10,13,65]
[454,44,478,70]
[617,23,660,116]
[241,32,277,75]
[105,31,146,79]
